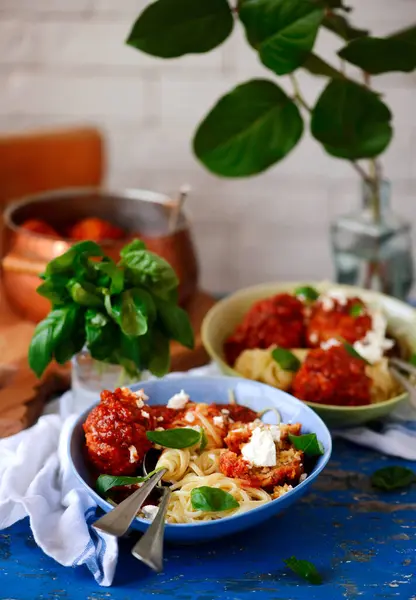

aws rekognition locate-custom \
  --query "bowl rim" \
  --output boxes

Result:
[201,281,414,413]
[68,375,332,530]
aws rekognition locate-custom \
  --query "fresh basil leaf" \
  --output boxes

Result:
[29,305,84,376]
[146,428,201,449]
[272,347,301,372]
[294,285,319,301]
[288,433,324,456]
[200,428,208,451]
[96,470,161,496]
[343,341,370,365]
[193,79,303,177]
[36,276,70,307]
[371,466,416,492]
[409,353,416,367]
[302,53,343,79]
[121,290,148,337]
[95,260,124,295]
[68,281,103,308]
[190,486,239,512]
[53,306,85,364]
[126,0,234,58]
[148,330,171,377]
[85,309,119,362]
[119,239,147,258]
[120,250,179,297]
[323,13,368,41]
[284,556,323,585]
[155,298,194,349]
[349,303,364,317]
[45,241,103,276]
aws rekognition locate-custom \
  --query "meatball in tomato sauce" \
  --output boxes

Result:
[83,387,153,475]
[292,345,371,406]
[307,296,372,347]
[224,293,306,365]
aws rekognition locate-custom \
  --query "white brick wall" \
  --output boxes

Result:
[0,0,415,294]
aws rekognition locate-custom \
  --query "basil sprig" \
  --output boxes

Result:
[191,486,239,512]
[342,341,370,365]
[96,469,161,495]
[288,433,324,456]
[409,353,416,367]
[349,303,364,317]
[284,557,323,585]
[371,466,416,492]
[272,347,301,372]
[294,285,319,302]
[29,239,194,379]
[146,428,202,449]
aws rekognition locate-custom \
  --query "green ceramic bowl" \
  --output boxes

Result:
[201,282,416,428]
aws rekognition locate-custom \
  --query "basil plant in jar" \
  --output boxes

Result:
[126,0,416,299]
[28,239,194,413]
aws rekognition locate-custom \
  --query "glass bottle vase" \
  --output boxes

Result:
[331,180,413,300]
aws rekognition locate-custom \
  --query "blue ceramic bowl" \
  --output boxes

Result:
[68,376,332,543]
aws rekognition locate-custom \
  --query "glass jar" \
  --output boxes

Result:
[331,179,413,299]
[69,349,145,416]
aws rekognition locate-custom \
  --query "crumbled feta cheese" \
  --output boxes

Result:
[241,427,277,467]
[141,410,150,419]
[155,427,165,431]
[128,445,138,463]
[136,399,144,408]
[321,338,341,351]
[269,425,281,442]
[353,309,394,364]
[248,419,264,430]
[319,290,348,311]
[157,416,164,422]
[221,409,230,415]
[167,390,190,410]
[299,473,307,483]
[185,412,196,423]
[309,332,318,344]
[141,505,159,521]
[213,416,224,427]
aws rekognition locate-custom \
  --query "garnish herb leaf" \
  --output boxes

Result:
[120,249,179,298]
[284,556,323,585]
[200,428,208,451]
[288,433,324,456]
[146,428,201,449]
[155,298,194,349]
[191,486,239,512]
[96,470,161,495]
[45,241,103,276]
[294,285,319,302]
[409,353,416,367]
[371,466,416,492]
[272,347,301,372]
[343,341,370,365]
[95,260,124,295]
[349,303,364,317]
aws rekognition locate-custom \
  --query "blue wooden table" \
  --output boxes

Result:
[0,439,415,600]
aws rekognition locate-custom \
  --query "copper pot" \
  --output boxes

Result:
[1,187,199,322]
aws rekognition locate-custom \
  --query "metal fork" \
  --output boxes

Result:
[131,486,172,573]
[92,469,166,537]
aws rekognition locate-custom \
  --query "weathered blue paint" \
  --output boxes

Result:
[0,439,414,600]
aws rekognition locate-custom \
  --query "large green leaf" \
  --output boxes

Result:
[239,0,324,75]
[126,0,233,58]
[323,13,368,41]
[302,53,343,78]
[311,79,393,159]
[339,34,416,74]
[193,79,303,177]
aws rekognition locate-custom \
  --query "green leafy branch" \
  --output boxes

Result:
[126,0,416,220]
[29,240,194,379]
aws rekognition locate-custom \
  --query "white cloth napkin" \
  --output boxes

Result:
[0,362,415,587]
[0,414,117,585]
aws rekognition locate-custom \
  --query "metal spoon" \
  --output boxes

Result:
[92,468,166,537]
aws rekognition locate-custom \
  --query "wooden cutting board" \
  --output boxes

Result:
[0,286,215,437]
